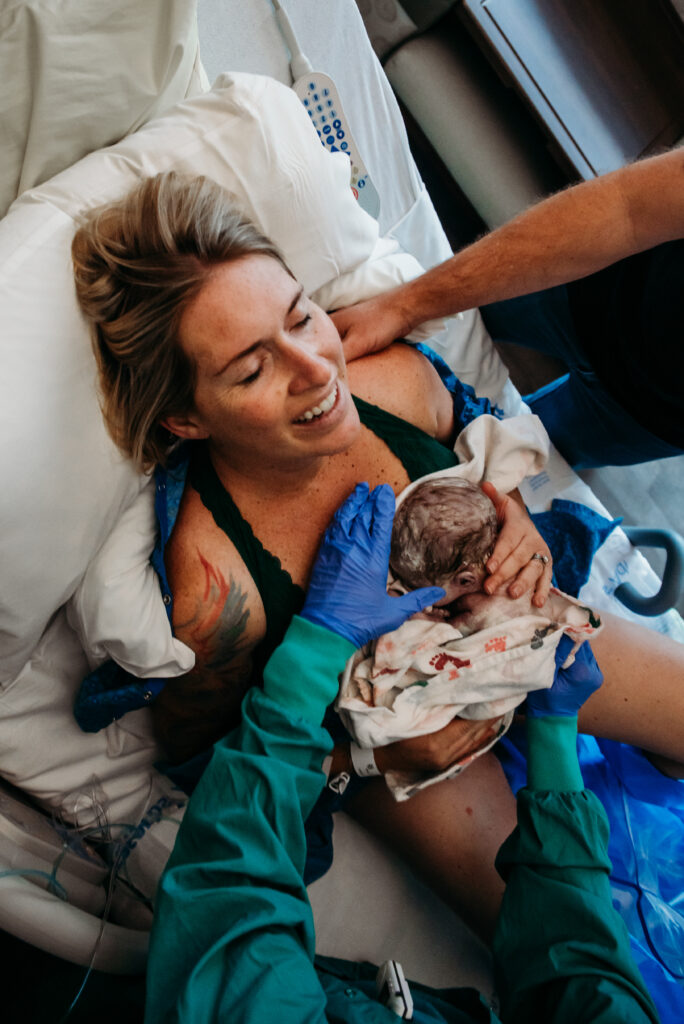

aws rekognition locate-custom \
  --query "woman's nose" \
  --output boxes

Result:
[283,335,332,393]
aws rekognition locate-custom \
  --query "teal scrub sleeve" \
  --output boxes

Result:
[145,617,658,1024]
[525,715,585,792]
[494,790,659,1024]
[145,619,353,1024]
[261,615,355,723]
[492,712,659,1024]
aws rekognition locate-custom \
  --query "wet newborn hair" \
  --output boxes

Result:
[390,477,498,590]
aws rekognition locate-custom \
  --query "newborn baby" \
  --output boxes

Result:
[390,476,530,632]
[390,476,497,606]
[337,472,603,800]
[390,476,572,634]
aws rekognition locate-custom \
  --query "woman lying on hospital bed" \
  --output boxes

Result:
[71,170,684,942]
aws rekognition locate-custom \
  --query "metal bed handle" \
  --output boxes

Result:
[615,527,684,617]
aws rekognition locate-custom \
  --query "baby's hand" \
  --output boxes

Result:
[410,605,450,623]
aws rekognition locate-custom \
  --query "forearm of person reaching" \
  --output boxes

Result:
[331,149,684,361]
[493,637,659,1024]
[146,614,352,1024]
[327,715,502,781]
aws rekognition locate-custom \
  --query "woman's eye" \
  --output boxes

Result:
[239,366,262,385]
[295,313,312,329]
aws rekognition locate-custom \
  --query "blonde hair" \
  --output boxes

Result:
[72,171,289,470]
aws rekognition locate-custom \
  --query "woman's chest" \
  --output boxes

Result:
[236,428,411,586]
[165,427,415,667]
[166,427,419,667]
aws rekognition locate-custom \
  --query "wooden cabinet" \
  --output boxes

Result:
[460,0,684,177]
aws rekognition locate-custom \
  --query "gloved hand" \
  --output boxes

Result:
[526,634,604,718]
[300,482,445,648]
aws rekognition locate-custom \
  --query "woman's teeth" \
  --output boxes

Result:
[296,384,337,422]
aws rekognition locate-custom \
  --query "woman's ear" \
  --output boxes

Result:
[161,413,210,441]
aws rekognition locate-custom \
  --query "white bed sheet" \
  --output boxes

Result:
[0,0,206,219]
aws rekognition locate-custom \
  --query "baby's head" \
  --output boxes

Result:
[390,477,498,605]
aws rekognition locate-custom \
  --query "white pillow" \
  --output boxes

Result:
[66,482,194,679]
[0,0,204,217]
[0,71,386,683]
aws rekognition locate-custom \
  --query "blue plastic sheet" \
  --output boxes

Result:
[498,725,684,1024]
[532,498,621,596]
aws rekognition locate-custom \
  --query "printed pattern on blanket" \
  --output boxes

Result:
[337,588,602,800]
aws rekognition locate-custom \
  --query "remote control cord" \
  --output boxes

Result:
[272,0,313,79]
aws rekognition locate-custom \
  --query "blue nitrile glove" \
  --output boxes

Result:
[300,482,445,648]
[526,634,604,718]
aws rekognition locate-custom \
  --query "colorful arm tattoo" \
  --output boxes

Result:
[154,551,255,762]
[175,551,250,674]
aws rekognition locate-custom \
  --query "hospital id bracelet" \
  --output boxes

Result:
[349,741,381,777]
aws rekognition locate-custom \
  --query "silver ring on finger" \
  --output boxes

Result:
[530,552,549,565]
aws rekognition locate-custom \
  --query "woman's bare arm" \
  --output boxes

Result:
[153,540,261,763]
[328,716,502,780]
[152,657,253,765]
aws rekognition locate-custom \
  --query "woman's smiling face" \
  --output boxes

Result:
[169,255,361,479]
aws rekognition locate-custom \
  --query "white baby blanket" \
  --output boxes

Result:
[337,589,603,801]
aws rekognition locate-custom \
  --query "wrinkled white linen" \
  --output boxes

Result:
[338,588,603,800]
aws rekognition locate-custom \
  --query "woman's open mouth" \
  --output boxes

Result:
[293,383,339,424]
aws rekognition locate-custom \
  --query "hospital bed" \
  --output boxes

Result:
[0,1,682,1018]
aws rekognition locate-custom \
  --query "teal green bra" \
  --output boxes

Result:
[188,395,458,677]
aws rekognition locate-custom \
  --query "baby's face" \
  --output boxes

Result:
[433,566,487,606]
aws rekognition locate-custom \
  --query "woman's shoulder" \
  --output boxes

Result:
[346,341,454,441]
[165,485,267,659]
